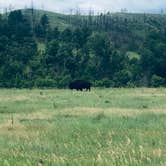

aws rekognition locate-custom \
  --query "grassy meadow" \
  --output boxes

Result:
[0,88,166,165]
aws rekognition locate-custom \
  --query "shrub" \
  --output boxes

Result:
[57,75,72,88]
[35,78,57,88]
[113,70,132,87]
[151,74,165,87]
[95,78,114,88]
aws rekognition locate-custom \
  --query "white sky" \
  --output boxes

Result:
[0,0,165,13]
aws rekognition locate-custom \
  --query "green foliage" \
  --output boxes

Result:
[151,75,165,87]
[56,75,72,88]
[35,77,57,88]
[126,51,140,60]
[0,9,166,88]
[95,78,114,88]
[114,70,132,87]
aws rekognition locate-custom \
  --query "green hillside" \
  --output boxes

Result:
[0,9,166,88]
[21,9,166,29]
[22,9,70,28]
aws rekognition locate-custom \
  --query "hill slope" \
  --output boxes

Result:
[0,9,166,88]
[22,9,70,28]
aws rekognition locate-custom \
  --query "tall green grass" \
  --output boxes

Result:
[0,88,165,165]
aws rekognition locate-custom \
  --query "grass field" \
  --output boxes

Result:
[0,88,166,165]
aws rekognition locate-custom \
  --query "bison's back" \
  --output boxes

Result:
[69,80,91,91]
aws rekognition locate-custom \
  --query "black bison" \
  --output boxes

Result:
[69,80,91,91]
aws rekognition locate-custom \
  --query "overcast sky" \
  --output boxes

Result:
[0,0,165,13]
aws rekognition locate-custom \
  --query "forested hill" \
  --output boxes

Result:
[0,9,166,88]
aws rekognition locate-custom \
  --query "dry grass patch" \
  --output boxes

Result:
[152,149,162,157]
[0,118,26,136]
[0,95,29,102]
[61,107,166,117]
[15,109,54,121]
[0,110,53,138]
[133,93,166,97]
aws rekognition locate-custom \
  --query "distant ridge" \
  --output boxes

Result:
[1,7,166,15]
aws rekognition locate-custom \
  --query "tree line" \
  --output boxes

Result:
[0,9,166,88]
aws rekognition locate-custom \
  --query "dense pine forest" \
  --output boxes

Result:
[0,9,166,88]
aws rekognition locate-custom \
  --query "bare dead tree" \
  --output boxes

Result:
[30,0,36,35]
[8,4,14,13]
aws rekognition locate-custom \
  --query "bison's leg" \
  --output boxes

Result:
[86,87,91,91]
[76,88,82,91]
